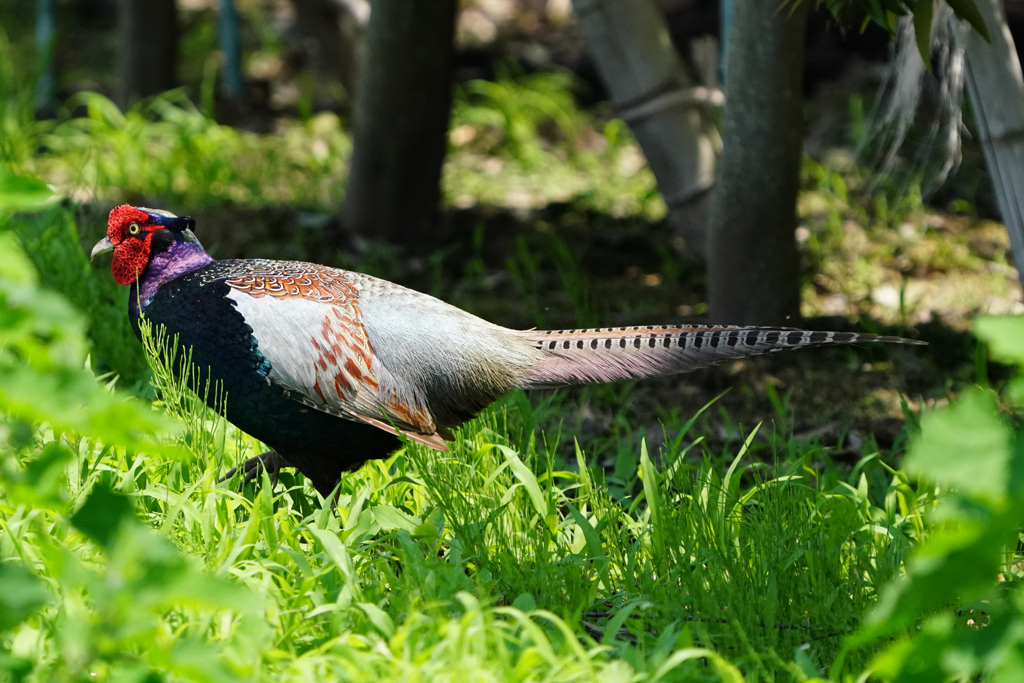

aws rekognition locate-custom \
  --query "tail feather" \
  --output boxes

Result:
[518,325,926,388]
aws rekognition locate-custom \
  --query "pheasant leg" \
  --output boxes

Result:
[219,450,291,489]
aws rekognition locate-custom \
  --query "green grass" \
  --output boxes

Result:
[0,43,663,221]
[28,91,351,210]
[2,41,1022,680]
[798,152,1017,331]
[0,234,941,681]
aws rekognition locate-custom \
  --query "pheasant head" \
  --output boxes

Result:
[90,205,203,284]
[91,205,213,315]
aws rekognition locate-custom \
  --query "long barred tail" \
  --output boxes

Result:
[517,325,926,387]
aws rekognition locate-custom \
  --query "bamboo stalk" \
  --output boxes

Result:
[572,0,718,223]
[961,0,1024,290]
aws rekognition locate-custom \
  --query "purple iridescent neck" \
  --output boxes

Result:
[130,239,213,316]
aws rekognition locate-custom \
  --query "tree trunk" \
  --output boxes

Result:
[707,0,809,325]
[292,0,369,102]
[338,0,456,243]
[117,0,178,109]
[961,0,1024,291]
[573,0,719,256]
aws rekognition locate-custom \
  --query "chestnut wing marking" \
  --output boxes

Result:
[224,271,448,451]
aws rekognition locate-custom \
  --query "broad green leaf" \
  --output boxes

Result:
[0,234,179,454]
[565,501,605,562]
[870,614,951,682]
[651,647,745,683]
[975,316,1024,365]
[371,505,422,532]
[904,389,1010,500]
[0,232,39,284]
[1,442,73,509]
[0,171,54,213]
[639,439,665,558]
[947,0,991,42]
[309,527,358,589]
[0,562,51,630]
[0,363,180,456]
[872,602,1024,682]
[601,600,641,647]
[864,0,893,30]
[70,484,135,548]
[855,507,1020,643]
[511,592,536,611]
[494,444,548,519]
[164,637,249,683]
[156,573,263,614]
[357,602,396,638]
[913,0,935,69]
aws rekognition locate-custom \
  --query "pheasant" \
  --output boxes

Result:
[91,205,924,497]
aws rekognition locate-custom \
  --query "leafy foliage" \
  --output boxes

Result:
[0,66,663,221]
[0,184,173,452]
[452,65,582,167]
[17,91,352,210]
[446,68,664,219]
[6,205,149,384]
[820,0,990,67]
[840,315,1024,681]
[798,153,1015,331]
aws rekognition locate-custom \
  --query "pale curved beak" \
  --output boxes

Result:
[90,236,114,261]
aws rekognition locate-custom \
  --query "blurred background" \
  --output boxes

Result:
[1,0,1021,461]
[8,4,1024,678]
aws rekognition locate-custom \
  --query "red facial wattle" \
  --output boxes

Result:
[111,234,154,285]
[107,205,158,285]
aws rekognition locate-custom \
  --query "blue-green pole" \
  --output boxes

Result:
[35,0,56,116]
[218,0,244,99]
[720,0,734,82]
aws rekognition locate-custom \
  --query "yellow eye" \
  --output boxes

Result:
[128,222,141,236]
